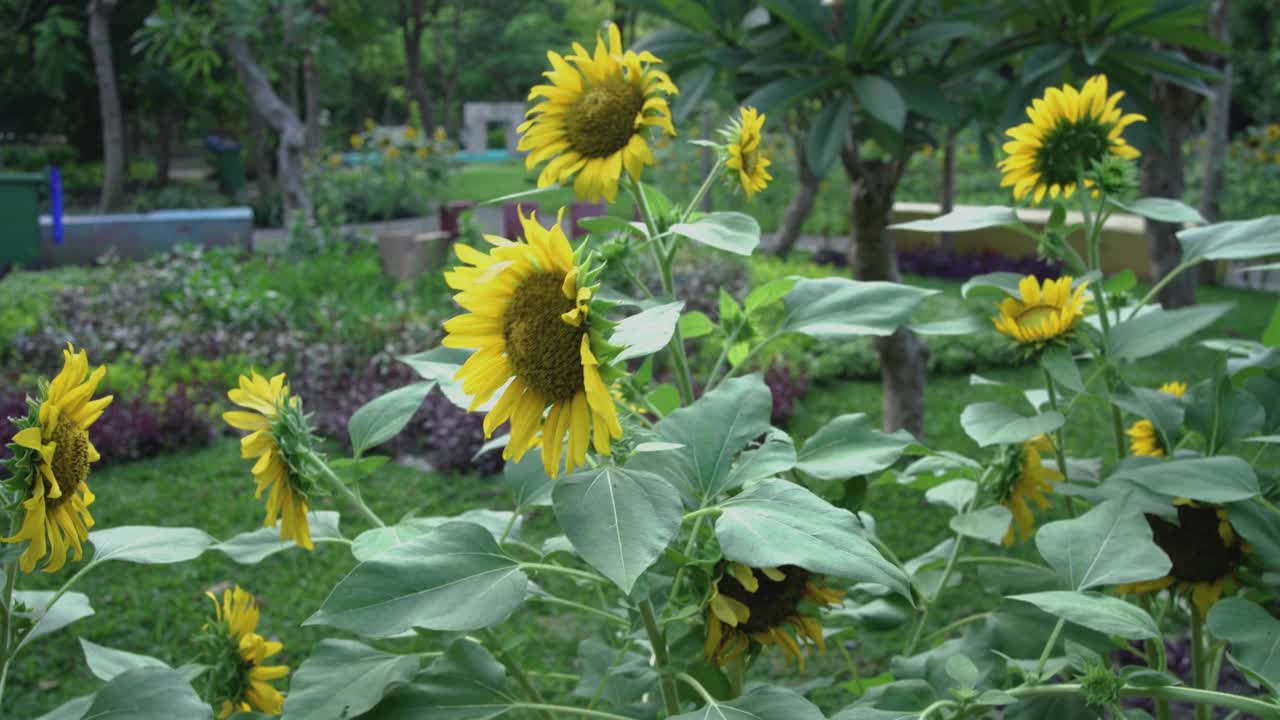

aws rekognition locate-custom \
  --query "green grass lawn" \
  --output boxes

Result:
[8,272,1276,717]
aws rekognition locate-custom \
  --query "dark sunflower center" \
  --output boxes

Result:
[47,420,89,508]
[1145,505,1243,584]
[504,272,586,403]
[565,77,645,158]
[1034,120,1113,187]
[717,564,810,634]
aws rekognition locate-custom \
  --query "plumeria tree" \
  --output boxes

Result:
[5,20,1280,720]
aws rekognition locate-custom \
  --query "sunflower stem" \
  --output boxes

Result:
[904,532,965,656]
[681,157,725,225]
[640,599,682,716]
[527,594,629,627]
[308,451,385,528]
[1128,258,1202,322]
[1041,368,1074,515]
[665,513,707,620]
[1006,683,1280,719]
[480,629,555,720]
[1033,617,1066,682]
[0,511,21,707]
[520,562,611,585]
[673,671,717,706]
[511,704,637,720]
[1191,611,1209,720]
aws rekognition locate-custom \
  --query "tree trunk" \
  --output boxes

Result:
[841,144,929,438]
[1142,77,1203,309]
[249,109,273,198]
[156,105,176,186]
[938,129,957,249]
[1197,0,1232,285]
[303,53,321,153]
[402,0,434,131]
[88,0,126,212]
[444,7,460,136]
[773,128,819,256]
[225,33,312,224]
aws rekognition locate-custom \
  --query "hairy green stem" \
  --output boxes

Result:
[527,595,629,627]
[1192,612,1209,720]
[681,157,726,224]
[640,600,681,716]
[921,612,995,646]
[904,534,965,656]
[665,514,707,618]
[1128,259,1201,321]
[512,704,637,720]
[1033,617,1067,681]
[521,563,611,585]
[0,512,22,707]
[309,452,385,528]
[919,699,960,719]
[674,671,717,706]
[1008,683,1280,719]
[481,629,553,720]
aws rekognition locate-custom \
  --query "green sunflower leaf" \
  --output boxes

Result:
[552,465,683,594]
[1034,497,1171,592]
[961,271,1025,300]
[214,511,344,565]
[1110,197,1206,225]
[796,413,915,481]
[1109,456,1260,504]
[672,686,826,720]
[670,212,761,256]
[949,506,1013,546]
[282,639,420,720]
[781,277,936,340]
[890,206,1021,234]
[1110,383,1184,442]
[626,375,773,501]
[305,521,527,637]
[715,478,911,599]
[13,591,93,651]
[960,402,1064,447]
[1010,591,1160,640]
[1207,597,1280,690]
[88,525,216,566]
[1040,347,1084,394]
[34,695,94,720]
[1178,215,1280,264]
[82,667,211,720]
[352,638,510,720]
[350,511,517,562]
[611,301,685,362]
[503,449,553,509]
[348,381,435,457]
[726,428,797,489]
[80,639,169,682]
[1109,303,1234,361]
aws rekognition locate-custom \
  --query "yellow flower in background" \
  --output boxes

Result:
[3,345,112,573]
[1267,123,1280,141]
[518,23,678,203]
[415,146,430,160]
[363,118,375,131]
[223,373,314,550]
[349,133,364,150]
[724,106,773,200]
[443,208,622,476]
[385,146,401,161]
[204,585,289,718]
[1127,381,1187,457]
[1117,500,1245,618]
[999,74,1145,204]
[327,153,342,168]
[434,126,449,143]
[992,275,1089,344]
[999,436,1063,545]
[403,126,419,141]
[704,563,842,670]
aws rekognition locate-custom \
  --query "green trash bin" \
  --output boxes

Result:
[0,172,44,266]
[205,136,246,200]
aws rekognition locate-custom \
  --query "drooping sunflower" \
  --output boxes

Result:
[996,436,1064,546]
[517,23,677,203]
[992,275,1089,345]
[723,106,772,200]
[704,562,842,670]
[223,372,316,550]
[443,207,622,477]
[1126,381,1188,457]
[999,74,1146,204]
[3,345,112,574]
[200,585,289,718]
[1117,500,1246,618]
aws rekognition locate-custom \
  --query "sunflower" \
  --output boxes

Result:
[992,275,1089,344]
[223,372,315,550]
[3,345,112,574]
[403,126,418,142]
[1126,381,1188,457]
[443,207,622,477]
[415,146,430,160]
[704,563,841,670]
[349,133,364,150]
[517,23,677,203]
[996,436,1063,546]
[1117,500,1246,618]
[200,585,289,718]
[723,106,772,200]
[999,74,1146,204]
